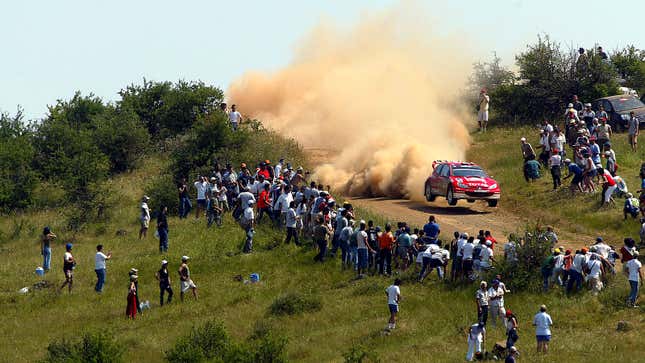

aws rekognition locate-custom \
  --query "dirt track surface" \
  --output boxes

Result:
[349,197,523,240]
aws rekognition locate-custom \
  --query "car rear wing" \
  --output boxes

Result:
[432,160,476,169]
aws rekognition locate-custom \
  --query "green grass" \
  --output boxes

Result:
[470,126,645,243]
[1,136,645,362]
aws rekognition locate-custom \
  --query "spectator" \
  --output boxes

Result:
[524,157,541,182]
[94,244,112,293]
[505,346,519,363]
[596,116,611,147]
[284,201,300,245]
[241,201,255,253]
[597,46,608,60]
[257,184,272,223]
[581,103,595,129]
[625,251,643,307]
[548,149,562,190]
[367,221,380,272]
[488,279,506,328]
[178,256,198,302]
[520,137,536,161]
[572,95,584,113]
[586,253,604,295]
[478,88,490,132]
[533,304,553,354]
[178,178,191,219]
[604,150,617,176]
[60,243,75,294]
[126,274,138,319]
[378,224,395,275]
[598,167,617,206]
[541,251,557,292]
[313,216,331,262]
[40,226,56,273]
[466,322,486,361]
[194,176,209,219]
[423,215,440,243]
[475,281,489,325]
[624,193,640,219]
[157,206,169,253]
[395,227,412,272]
[228,104,242,130]
[156,260,173,306]
[563,159,583,193]
[505,310,519,350]
[139,196,151,239]
[628,111,639,151]
[385,278,402,330]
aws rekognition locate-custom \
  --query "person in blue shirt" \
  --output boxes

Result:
[422,215,440,244]
[524,157,541,182]
[589,137,601,165]
[563,159,583,193]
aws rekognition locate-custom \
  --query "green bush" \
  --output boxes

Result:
[494,227,552,292]
[165,320,231,363]
[91,108,149,173]
[343,344,380,363]
[269,292,322,316]
[41,331,124,363]
[144,174,180,216]
[246,322,288,363]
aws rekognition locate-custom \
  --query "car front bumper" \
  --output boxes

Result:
[453,191,501,200]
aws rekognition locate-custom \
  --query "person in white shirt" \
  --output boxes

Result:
[504,240,518,264]
[284,201,300,246]
[466,322,486,361]
[593,237,611,259]
[478,88,490,132]
[276,185,294,228]
[228,104,242,130]
[94,244,112,293]
[533,304,553,354]
[355,221,373,277]
[194,176,209,219]
[461,237,475,279]
[488,280,506,328]
[552,248,565,286]
[274,159,284,178]
[475,281,489,325]
[548,149,562,190]
[241,202,255,253]
[586,254,604,295]
[139,196,151,239]
[625,251,643,307]
[385,279,402,330]
[237,188,256,209]
[453,233,468,281]
[479,241,495,270]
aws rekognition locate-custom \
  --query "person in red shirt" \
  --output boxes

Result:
[378,224,396,276]
[620,238,636,263]
[484,231,497,249]
[257,184,272,223]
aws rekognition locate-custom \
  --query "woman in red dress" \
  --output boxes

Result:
[126,274,138,319]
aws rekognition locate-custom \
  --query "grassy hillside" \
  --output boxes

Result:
[470,126,645,243]
[0,136,644,362]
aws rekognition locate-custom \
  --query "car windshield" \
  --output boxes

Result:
[610,97,645,112]
[452,167,487,178]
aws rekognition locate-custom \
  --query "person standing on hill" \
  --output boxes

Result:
[178,178,191,219]
[475,281,490,325]
[625,251,643,307]
[313,217,331,263]
[533,304,553,354]
[284,201,300,245]
[139,196,151,239]
[355,220,373,277]
[628,111,639,151]
[41,226,56,273]
[60,243,75,293]
[241,201,255,253]
[228,104,242,130]
[505,310,519,350]
[385,278,402,331]
[94,244,112,293]
[178,256,198,302]
[378,224,395,275]
[520,137,536,162]
[194,176,209,219]
[548,149,562,190]
[126,274,138,319]
[156,260,173,306]
[466,322,486,361]
[423,215,440,244]
[157,206,169,253]
[478,88,490,132]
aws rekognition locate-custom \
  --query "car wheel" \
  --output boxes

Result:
[425,184,436,202]
[487,200,498,207]
[446,187,458,206]
[467,199,475,203]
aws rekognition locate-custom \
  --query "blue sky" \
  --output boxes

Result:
[2,0,644,119]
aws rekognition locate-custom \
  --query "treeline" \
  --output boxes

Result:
[470,35,645,123]
[0,80,305,229]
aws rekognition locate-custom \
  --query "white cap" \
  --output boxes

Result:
[568,103,574,108]
[182,255,190,261]
[161,259,168,265]
[520,137,526,142]
[564,158,571,163]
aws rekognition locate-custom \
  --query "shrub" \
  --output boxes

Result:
[144,174,180,217]
[91,108,149,173]
[41,331,124,363]
[343,344,380,363]
[269,292,322,316]
[246,322,288,363]
[165,320,231,363]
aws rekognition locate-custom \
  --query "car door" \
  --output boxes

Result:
[430,164,444,194]
[439,164,451,195]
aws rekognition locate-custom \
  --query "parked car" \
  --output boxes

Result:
[592,95,645,131]
[424,161,500,207]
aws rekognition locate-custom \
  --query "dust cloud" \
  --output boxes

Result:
[228,5,473,200]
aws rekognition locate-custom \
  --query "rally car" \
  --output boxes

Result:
[424,161,500,207]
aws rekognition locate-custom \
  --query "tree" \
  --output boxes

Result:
[611,46,645,94]
[118,79,224,138]
[91,108,149,173]
[469,53,516,93]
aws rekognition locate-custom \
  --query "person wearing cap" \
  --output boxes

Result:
[551,248,565,286]
[505,346,519,363]
[624,193,640,220]
[519,137,536,162]
[505,309,519,350]
[156,260,173,306]
[563,158,583,193]
[128,268,141,312]
[41,226,57,272]
[479,240,495,270]
[237,180,256,210]
[603,149,617,177]
[581,103,595,129]
[478,88,490,133]
[487,280,506,328]
[628,111,640,151]
[625,250,643,307]
[533,304,553,353]
[466,321,486,361]
[178,256,198,302]
[475,281,489,325]
[395,226,412,272]
[126,274,138,319]
[228,104,242,130]
[257,183,272,223]
[60,243,75,293]
[139,196,151,239]
[94,244,112,293]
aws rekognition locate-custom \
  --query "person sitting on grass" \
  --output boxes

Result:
[385,278,402,331]
[523,156,541,183]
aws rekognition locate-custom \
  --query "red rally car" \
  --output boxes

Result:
[424,161,501,207]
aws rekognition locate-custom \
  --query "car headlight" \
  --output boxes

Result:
[621,114,629,120]
[488,183,498,189]
[457,182,469,188]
